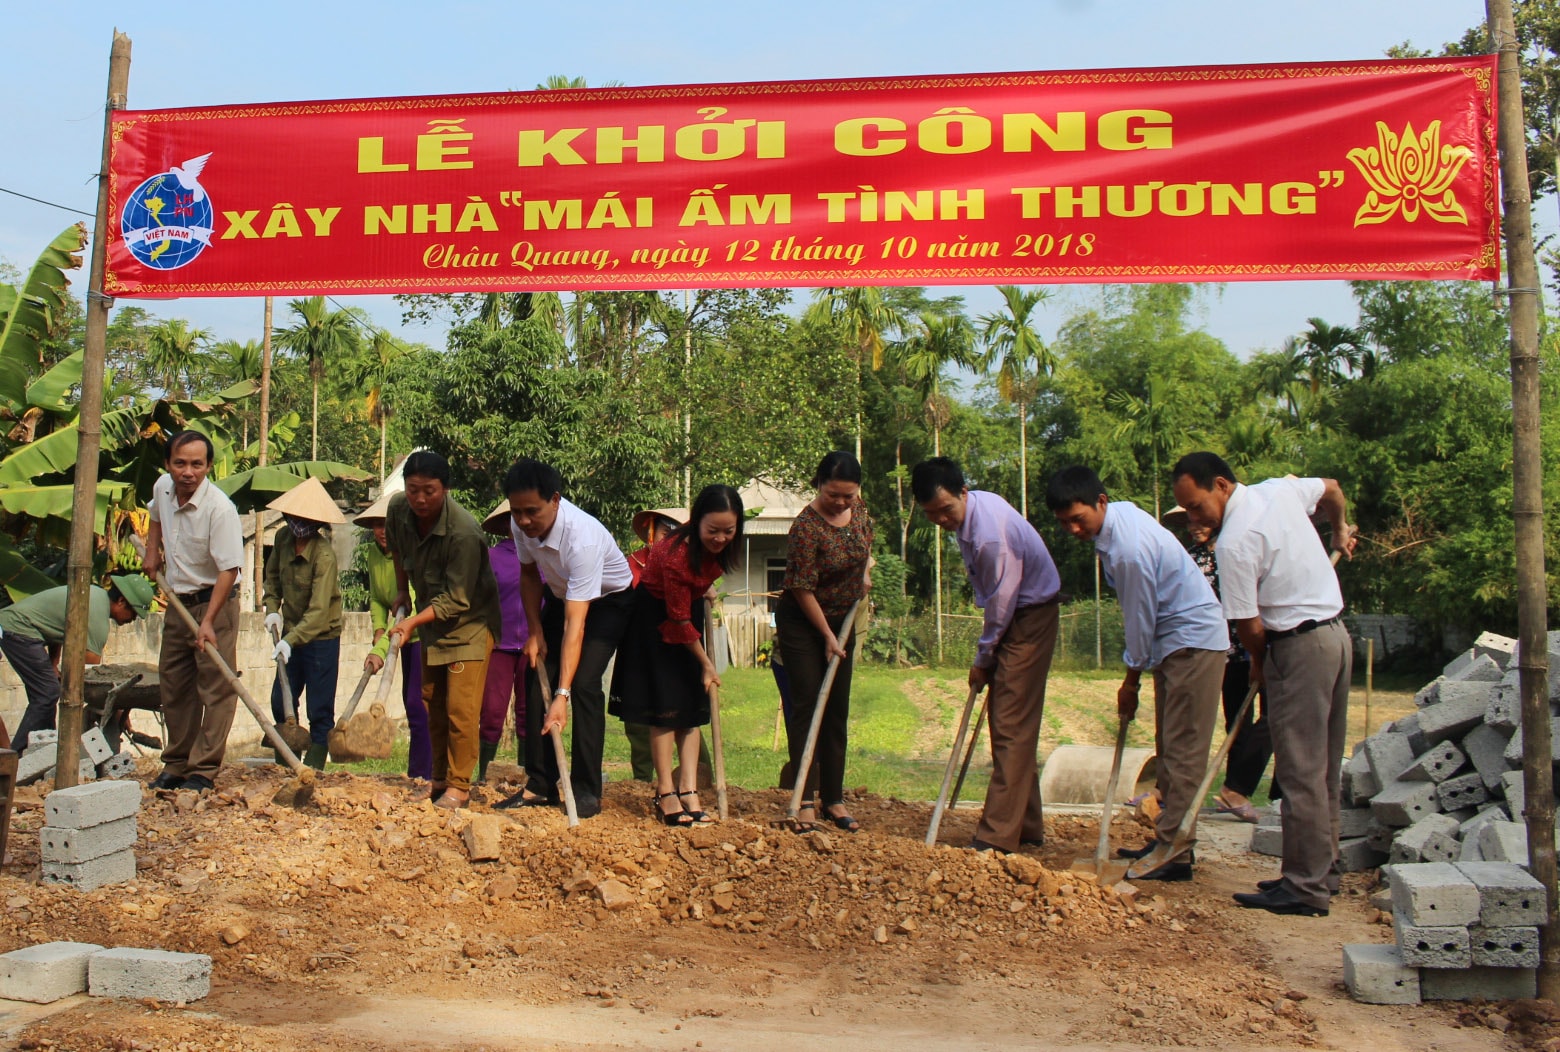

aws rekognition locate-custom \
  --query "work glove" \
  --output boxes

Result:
[272,638,292,664]
[264,612,283,636]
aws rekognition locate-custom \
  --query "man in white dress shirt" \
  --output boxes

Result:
[1047,466,1228,881]
[1172,452,1356,917]
[497,458,633,819]
[142,431,245,793]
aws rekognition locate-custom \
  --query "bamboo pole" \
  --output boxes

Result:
[1488,0,1556,1000]
[56,31,132,792]
[1364,638,1374,736]
[254,297,273,610]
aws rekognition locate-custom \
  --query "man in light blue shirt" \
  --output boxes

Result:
[1047,466,1227,880]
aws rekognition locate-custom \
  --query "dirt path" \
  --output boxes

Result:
[0,766,1524,1052]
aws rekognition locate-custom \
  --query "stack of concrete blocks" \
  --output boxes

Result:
[15,726,139,786]
[1252,631,1557,870]
[1344,860,1545,1003]
[38,779,140,891]
[0,942,209,1004]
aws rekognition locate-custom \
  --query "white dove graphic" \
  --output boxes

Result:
[169,153,212,202]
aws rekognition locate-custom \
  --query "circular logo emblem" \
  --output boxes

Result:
[120,154,215,271]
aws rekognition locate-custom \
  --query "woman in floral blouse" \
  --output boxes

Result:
[611,485,744,826]
[778,451,873,833]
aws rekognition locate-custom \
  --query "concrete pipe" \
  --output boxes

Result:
[1039,745,1157,806]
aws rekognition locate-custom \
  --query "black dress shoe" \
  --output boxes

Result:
[1114,841,1156,860]
[1020,838,1044,848]
[969,838,1008,854]
[1258,877,1340,894]
[180,775,214,793]
[1233,886,1328,916]
[148,770,184,791]
[1133,860,1194,882]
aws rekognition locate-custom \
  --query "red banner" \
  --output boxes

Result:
[104,58,1498,297]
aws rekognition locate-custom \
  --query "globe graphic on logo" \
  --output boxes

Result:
[121,173,214,270]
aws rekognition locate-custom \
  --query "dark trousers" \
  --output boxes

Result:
[269,637,340,746]
[5,635,62,754]
[1221,658,1275,799]
[525,589,632,811]
[776,596,856,807]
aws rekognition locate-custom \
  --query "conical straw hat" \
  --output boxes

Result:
[267,477,346,524]
[353,491,393,526]
[482,500,513,535]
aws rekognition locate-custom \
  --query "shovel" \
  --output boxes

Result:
[785,596,863,823]
[1071,715,1132,883]
[948,694,990,816]
[269,625,312,757]
[925,683,982,846]
[705,608,728,820]
[155,576,314,807]
[328,610,404,763]
[535,661,580,828]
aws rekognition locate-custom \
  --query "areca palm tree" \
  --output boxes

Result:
[207,339,263,447]
[978,286,1054,518]
[274,296,364,459]
[144,318,211,400]
[1293,317,1365,393]
[805,287,907,457]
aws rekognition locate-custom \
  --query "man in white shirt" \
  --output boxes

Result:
[498,458,633,819]
[142,431,245,793]
[1047,466,1228,880]
[1171,452,1356,917]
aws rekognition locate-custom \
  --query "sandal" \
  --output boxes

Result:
[677,790,714,824]
[433,788,469,810]
[654,792,694,827]
[788,799,819,834]
[822,803,860,833]
[1215,799,1261,824]
[494,789,559,811]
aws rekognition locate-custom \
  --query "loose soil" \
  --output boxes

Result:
[0,761,1538,1052]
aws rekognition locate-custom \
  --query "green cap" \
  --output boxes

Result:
[109,573,156,618]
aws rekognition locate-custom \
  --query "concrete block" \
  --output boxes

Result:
[1479,821,1529,867]
[17,743,57,785]
[1470,925,1540,968]
[1414,677,1444,709]
[1339,808,1374,839]
[1462,723,1515,791]
[39,817,136,865]
[1367,822,1396,852]
[1472,631,1517,666]
[98,752,136,780]
[1363,733,1417,786]
[1402,740,1466,783]
[77,758,95,782]
[1459,837,1484,862]
[88,947,210,1002]
[40,848,136,891]
[1389,815,1461,865]
[1371,779,1441,827]
[1391,713,1429,756]
[1386,862,1481,927]
[1502,770,1525,817]
[0,941,105,1003]
[25,729,59,747]
[1444,806,1477,824]
[1419,690,1492,744]
[1339,836,1388,873]
[79,727,113,765]
[1420,966,1537,1001]
[1456,861,1548,927]
[1459,804,1510,843]
[1435,773,1490,812]
[1445,652,1503,683]
[1484,673,1520,732]
[1502,716,1560,767]
[43,779,141,829]
[1394,911,1473,968]
[1249,824,1283,857]
[1342,944,1421,1005]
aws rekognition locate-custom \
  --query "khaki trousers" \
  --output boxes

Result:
[423,629,493,793]
[159,598,239,781]
[1150,647,1226,859]
[976,601,1059,852]
[1268,621,1352,910]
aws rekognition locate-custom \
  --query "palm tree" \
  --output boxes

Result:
[273,296,363,459]
[978,286,1054,518]
[805,287,907,457]
[144,318,211,400]
[1293,317,1365,393]
[207,339,263,447]
[1108,375,1177,518]
[348,330,411,480]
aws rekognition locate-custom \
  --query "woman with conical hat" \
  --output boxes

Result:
[263,477,346,770]
[355,493,431,782]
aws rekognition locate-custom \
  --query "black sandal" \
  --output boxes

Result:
[823,804,860,833]
[677,790,714,824]
[654,792,694,827]
[494,789,559,811]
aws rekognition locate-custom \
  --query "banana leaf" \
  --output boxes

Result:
[0,479,130,524]
[0,531,61,601]
[0,225,86,413]
[25,350,83,412]
[0,406,149,485]
[216,461,373,512]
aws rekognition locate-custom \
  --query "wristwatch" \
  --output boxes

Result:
[555,687,572,699]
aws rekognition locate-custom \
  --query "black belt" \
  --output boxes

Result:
[176,587,214,606]
[1267,614,1342,642]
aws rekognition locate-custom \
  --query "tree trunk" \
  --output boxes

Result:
[311,376,319,461]
[1018,399,1028,520]
[379,413,387,482]
[895,438,907,564]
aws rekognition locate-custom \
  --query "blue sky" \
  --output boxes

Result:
[0,0,1502,358]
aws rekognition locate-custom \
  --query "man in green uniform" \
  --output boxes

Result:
[5,575,155,752]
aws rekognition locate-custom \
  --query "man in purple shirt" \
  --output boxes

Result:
[913,457,1062,854]
[479,502,532,783]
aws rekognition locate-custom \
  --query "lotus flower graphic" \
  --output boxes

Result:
[1346,120,1472,227]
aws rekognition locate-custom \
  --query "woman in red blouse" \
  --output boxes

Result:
[610,485,744,825]
[778,451,873,833]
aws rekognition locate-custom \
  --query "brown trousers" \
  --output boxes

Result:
[1150,647,1227,859]
[1267,621,1352,910]
[423,630,493,793]
[159,597,240,782]
[976,601,1060,852]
